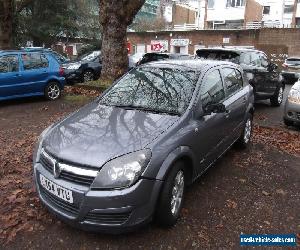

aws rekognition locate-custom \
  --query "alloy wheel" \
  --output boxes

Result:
[170,170,185,216]
[243,118,252,144]
[83,71,94,82]
[277,87,283,104]
[47,84,60,100]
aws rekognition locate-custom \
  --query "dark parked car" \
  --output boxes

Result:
[33,60,254,232]
[0,50,65,101]
[62,51,101,83]
[282,57,300,85]
[137,52,193,66]
[196,48,285,106]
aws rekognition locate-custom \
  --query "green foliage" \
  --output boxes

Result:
[15,0,100,47]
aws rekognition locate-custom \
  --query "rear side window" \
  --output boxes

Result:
[0,55,19,73]
[222,68,243,96]
[200,70,225,106]
[21,53,49,70]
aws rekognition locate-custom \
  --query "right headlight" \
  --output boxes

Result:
[288,89,300,104]
[91,149,151,190]
[33,125,53,166]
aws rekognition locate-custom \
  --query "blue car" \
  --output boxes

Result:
[0,50,65,101]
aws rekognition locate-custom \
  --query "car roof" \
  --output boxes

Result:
[140,59,239,71]
[196,47,264,54]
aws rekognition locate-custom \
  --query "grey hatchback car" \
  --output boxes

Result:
[33,60,254,232]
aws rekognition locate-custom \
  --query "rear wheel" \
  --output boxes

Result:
[82,70,94,82]
[283,118,293,127]
[236,113,253,149]
[270,86,284,106]
[156,162,186,227]
[44,82,61,100]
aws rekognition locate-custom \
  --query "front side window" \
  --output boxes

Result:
[260,54,269,68]
[250,53,261,67]
[222,68,243,96]
[99,67,199,115]
[200,70,225,107]
[284,5,294,13]
[21,53,49,70]
[0,55,19,73]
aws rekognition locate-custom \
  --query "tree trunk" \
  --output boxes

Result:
[0,0,14,49]
[99,0,145,82]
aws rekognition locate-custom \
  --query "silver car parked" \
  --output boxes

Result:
[33,60,254,232]
[283,81,300,127]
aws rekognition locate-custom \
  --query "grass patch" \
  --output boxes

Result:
[64,94,93,104]
[77,80,111,91]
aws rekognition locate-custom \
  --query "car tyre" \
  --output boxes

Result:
[82,70,94,82]
[156,162,186,227]
[236,113,253,149]
[44,82,61,100]
[283,118,293,127]
[270,85,284,107]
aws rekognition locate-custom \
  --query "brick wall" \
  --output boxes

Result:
[127,28,300,58]
[244,0,263,25]
[173,4,197,26]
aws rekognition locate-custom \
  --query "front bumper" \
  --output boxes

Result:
[283,99,300,124]
[63,69,83,83]
[34,163,162,233]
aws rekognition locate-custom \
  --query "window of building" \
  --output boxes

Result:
[208,0,215,8]
[226,0,245,7]
[0,55,19,73]
[284,5,294,14]
[263,6,270,15]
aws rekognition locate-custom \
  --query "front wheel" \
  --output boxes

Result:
[82,70,94,82]
[44,82,61,100]
[156,162,186,227]
[283,118,293,127]
[236,114,253,149]
[270,86,284,107]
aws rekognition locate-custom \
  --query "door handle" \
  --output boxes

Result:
[225,109,231,118]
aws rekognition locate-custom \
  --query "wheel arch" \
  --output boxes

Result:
[155,146,196,186]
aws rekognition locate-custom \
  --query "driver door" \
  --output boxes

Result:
[192,69,229,175]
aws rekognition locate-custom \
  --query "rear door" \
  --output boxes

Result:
[221,67,248,143]
[20,53,50,94]
[0,54,23,99]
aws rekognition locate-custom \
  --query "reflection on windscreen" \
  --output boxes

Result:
[197,50,240,64]
[99,67,199,115]
[80,51,101,61]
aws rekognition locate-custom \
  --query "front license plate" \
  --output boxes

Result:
[40,174,74,204]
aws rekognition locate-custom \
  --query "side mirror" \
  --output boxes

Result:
[203,103,226,116]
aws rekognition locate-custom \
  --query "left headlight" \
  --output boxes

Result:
[91,149,151,189]
[288,89,300,104]
[66,63,81,70]
[33,125,53,165]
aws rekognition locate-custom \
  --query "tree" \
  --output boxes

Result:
[99,0,145,82]
[131,16,168,32]
[0,0,14,49]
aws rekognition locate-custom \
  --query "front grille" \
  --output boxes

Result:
[85,211,131,225]
[40,187,80,217]
[60,171,95,186]
[39,150,96,186]
[40,153,53,173]
[297,112,300,121]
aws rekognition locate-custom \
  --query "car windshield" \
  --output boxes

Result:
[196,50,240,63]
[80,51,101,61]
[99,67,199,115]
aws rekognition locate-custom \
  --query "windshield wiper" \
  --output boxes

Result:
[109,104,180,116]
